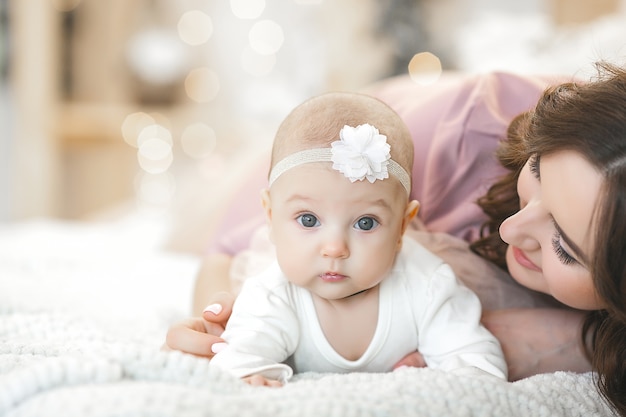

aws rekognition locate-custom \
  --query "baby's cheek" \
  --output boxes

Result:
[362,244,396,275]
[276,250,307,284]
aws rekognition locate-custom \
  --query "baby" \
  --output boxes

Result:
[210,92,506,386]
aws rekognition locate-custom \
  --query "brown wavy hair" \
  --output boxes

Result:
[471,62,626,416]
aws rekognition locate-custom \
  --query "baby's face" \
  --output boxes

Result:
[264,162,412,300]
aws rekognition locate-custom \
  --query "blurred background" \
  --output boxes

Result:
[0,0,625,252]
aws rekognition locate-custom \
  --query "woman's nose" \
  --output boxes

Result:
[499,201,544,251]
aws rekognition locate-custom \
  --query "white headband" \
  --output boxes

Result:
[268,124,411,195]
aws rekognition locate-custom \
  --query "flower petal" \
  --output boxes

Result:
[331,124,391,183]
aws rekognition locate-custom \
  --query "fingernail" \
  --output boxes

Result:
[203,303,222,315]
[211,342,228,354]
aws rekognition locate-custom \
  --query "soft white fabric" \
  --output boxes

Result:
[212,237,507,382]
[0,220,615,417]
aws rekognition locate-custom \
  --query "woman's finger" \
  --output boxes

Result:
[164,318,225,358]
[202,291,236,327]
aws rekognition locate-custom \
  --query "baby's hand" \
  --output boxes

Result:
[392,350,426,370]
[243,374,283,387]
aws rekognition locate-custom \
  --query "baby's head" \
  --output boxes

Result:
[269,91,414,189]
[262,92,419,301]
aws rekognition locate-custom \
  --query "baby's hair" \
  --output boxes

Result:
[270,92,414,177]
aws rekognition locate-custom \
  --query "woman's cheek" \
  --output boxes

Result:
[542,260,602,310]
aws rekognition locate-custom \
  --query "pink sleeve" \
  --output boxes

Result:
[205,157,269,256]
[366,72,558,242]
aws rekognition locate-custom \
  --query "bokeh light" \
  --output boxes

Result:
[136,124,174,174]
[230,0,266,19]
[248,20,284,55]
[126,29,190,85]
[138,138,172,161]
[177,10,213,46]
[121,112,155,148]
[137,145,173,174]
[137,123,173,148]
[185,67,220,103]
[147,112,172,131]
[241,46,276,76]
[181,123,217,159]
[408,52,442,86]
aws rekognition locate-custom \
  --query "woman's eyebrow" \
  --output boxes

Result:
[552,217,590,266]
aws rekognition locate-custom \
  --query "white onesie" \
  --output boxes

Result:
[211,237,507,382]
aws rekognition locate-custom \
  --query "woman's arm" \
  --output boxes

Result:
[481,308,591,381]
[192,253,234,316]
[163,253,236,358]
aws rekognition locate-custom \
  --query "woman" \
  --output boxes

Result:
[166,63,626,416]
[472,62,626,414]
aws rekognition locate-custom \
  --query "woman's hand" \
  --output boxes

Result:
[163,291,235,358]
[481,308,591,381]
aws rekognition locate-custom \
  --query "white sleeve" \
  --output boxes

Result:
[210,273,299,383]
[416,263,508,380]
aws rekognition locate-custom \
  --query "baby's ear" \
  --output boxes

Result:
[397,200,419,252]
[401,200,420,234]
[260,189,274,242]
[260,188,272,221]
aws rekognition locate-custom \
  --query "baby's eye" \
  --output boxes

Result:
[297,214,320,228]
[354,217,379,231]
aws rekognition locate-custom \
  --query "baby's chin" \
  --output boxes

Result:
[309,285,375,302]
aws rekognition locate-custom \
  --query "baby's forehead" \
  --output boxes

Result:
[276,162,406,198]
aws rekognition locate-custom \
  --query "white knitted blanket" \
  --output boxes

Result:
[0,220,615,417]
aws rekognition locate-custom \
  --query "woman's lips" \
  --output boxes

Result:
[319,272,347,282]
[512,246,542,272]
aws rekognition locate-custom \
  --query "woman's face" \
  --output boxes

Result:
[499,150,605,310]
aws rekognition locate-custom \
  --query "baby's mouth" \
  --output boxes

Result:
[319,272,347,282]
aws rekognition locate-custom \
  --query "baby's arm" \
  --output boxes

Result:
[417,263,508,379]
[210,271,298,385]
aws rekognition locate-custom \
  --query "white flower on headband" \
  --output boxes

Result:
[331,124,390,183]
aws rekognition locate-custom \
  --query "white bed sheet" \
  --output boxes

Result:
[0,219,615,416]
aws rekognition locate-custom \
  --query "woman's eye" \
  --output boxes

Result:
[297,214,320,228]
[354,217,379,231]
[551,233,577,266]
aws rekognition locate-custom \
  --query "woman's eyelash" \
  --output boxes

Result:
[529,154,541,179]
[551,233,577,266]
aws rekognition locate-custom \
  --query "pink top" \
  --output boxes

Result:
[208,72,562,255]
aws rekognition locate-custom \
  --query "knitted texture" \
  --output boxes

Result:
[0,221,615,417]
